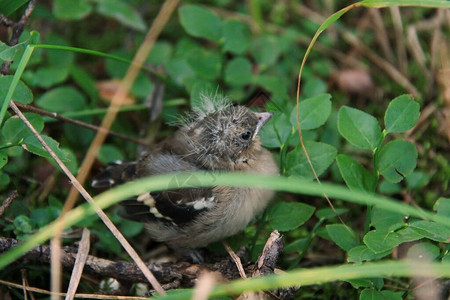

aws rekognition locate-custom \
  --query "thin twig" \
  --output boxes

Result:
[13,101,150,146]
[390,6,408,74]
[222,241,247,279]
[8,101,166,296]
[0,190,18,217]
[65,228,90,300]
[0,279,147,300]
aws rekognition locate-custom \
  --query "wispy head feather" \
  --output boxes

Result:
[176,90,232,129]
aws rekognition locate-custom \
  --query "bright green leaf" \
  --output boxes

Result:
[336,154,377,192]
[252,35,281,68]
[396,226,423,243]
[0,76,33,104]
[224,57,253,87]
[259,113,292,148]
[268,201,315,232]
[337,106,382,150]
[147,42,173,65]
[96,0,146,32]
[179,5,221,42]
[31,66,69,88]
[221,20,250,55]
[0,153,7,169]
[23,135,68,162]
[2,113,44,144]
[0,0,28,16]
[53,0,92,20]
[360,288,402,300]
[0,41,27,61]
[36,86,87,112]
[326,224,359,251]
[434,197,450,218]
[363,230,402,253]
[286,141,337,179]
[409,220,450,242]
[315,208,348,220]
[405,171,430,189]
[166,57,195,86]
[347,245,391,263]
[98,144,125,165]
[186,49,222,80]
[120,219,144,238]
[375,140,417,183]
[370,207,404,231]
[290,94,331,130]
[384,95,420,133]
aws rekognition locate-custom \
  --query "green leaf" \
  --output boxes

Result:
[284,237,310,254]
[251,35,281,68]
[384,95,420,133]
[166,57,195,86]
[336,154,377,192]
[224,57,253,87]
[186,49,222,80]
[337,106,382,150]
[0,76,33,104]
[53,0,92,20]
[23,135,68,162]
[0,40,27,61]
[120,219,144,238]
[259,113,292,148]
[96,0,146,32]
[70,66,99,103]
[1,113,44,144]
[0,171,10,189]
[0,153,7,169]
[36,86,87,113]
[268,201,315,232]
[45,34,75,67]
[315,208,348,220]
[360,289,402,300]
[0,0,28,16]
[286,141,337,179]
[434,197,450,218]
[221,20,250,55]
[179,5,221,42]
[13,215,33,239]
[375,140,417,183]
[370,207,404,231]
[396,226,423,243]
[347,245,391,263]
[31,66,69,88]
[406,242,440,261]
[326,224,358,251]
[363,230,402,253]
[303,77,328,98]
[405,171,430,189]
[409,220,450,242]
[98,144,125,164]
[147,42,173,65]
[290,94,331,130]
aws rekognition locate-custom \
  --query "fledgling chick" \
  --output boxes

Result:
[92,94,279,251]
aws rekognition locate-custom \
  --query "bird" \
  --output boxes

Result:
[91,93,279,252]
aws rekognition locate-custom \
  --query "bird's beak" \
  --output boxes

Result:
[254,112,273,138]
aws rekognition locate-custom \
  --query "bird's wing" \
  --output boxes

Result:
[119,153,216,225]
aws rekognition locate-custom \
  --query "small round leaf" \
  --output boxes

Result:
[385,95,420,133]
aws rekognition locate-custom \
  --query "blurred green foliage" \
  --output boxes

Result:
[0,0,449,299]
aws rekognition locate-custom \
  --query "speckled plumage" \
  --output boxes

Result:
[92,95,279,249]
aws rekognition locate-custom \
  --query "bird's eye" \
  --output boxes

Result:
[241,131,252,140]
